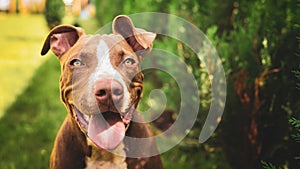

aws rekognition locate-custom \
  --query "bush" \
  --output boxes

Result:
[44,0,65,29]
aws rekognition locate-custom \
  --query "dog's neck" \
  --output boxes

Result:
[85,139,127,169]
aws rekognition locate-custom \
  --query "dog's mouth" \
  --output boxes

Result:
[72,103,136,150]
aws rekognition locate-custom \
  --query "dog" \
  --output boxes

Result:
[41,15,163,169]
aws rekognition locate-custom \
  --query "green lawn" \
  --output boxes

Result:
[0,14,61,169]
[0,14,48,117]
[0,55,66,169]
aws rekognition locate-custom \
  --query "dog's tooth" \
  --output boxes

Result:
[84,114,89,122]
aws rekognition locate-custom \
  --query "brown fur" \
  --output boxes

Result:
[41,16,163,169]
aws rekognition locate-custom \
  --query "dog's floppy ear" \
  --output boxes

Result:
[41,25,84,58]
[112,15,156,58]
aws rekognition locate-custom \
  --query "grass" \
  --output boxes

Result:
[0,13,64,169]
[0,14,48,117]
[0,56,66,169]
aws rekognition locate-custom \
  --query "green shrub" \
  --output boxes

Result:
[44,0,65,29]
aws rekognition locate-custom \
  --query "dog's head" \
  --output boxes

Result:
[41,16,156,150]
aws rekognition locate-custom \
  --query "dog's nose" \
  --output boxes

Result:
[94,79,124,104]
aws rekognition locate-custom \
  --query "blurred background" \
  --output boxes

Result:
[0,0,299,169]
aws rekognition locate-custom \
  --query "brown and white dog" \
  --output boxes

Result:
[41,15,163,169]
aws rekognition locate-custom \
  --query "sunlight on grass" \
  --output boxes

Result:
[0,14,49,117]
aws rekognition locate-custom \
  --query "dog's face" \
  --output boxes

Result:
[41,16,156,150]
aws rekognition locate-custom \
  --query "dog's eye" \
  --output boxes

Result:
[123,58,136,66]
[70,59,82,67]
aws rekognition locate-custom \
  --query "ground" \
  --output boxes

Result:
[0,14,48,117]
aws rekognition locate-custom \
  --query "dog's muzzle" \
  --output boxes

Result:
[70,79,138,150]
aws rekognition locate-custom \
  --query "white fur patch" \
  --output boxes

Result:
[87,39,130,113]
[85,141,127,169]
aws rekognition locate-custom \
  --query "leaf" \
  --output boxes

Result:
[289,117,300,128]
[261,160,278,169]
[291,133,300,143]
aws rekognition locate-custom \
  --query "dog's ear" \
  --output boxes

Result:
[112,15,156,58]
[41,25,84,58]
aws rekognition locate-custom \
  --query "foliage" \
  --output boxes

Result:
[261,160,282,169]
[44,0,65,29]
[292,70,300,90]
[260,116,300,169]
[289,117,300,143]
[289,117,300,129]
[289,71,300,143]
[260,27,300,168]
[94,0,123,26]
[207,1,299,168]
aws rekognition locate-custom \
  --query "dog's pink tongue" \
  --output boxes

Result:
[88,114,125,150]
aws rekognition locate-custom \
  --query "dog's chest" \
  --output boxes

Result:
[85,142,127,169]
[85,160,127,169]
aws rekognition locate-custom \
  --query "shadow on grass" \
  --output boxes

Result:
[0,56,65,169]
